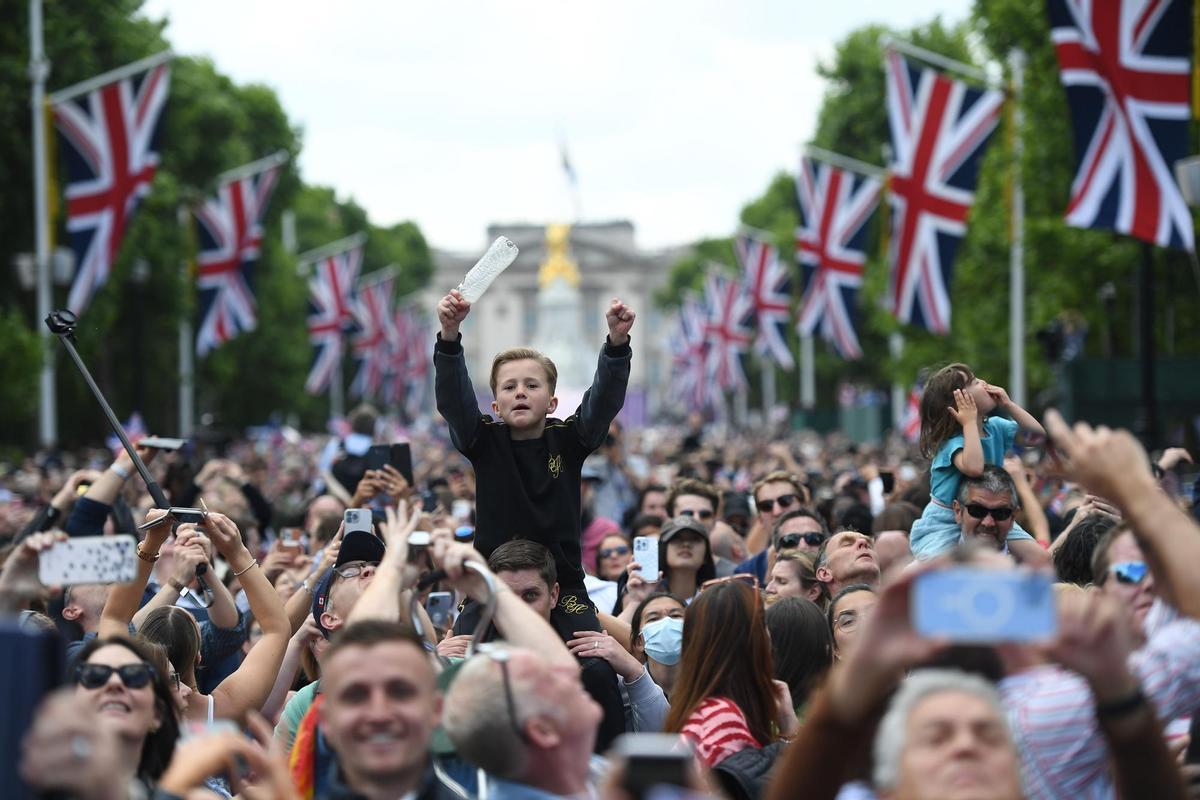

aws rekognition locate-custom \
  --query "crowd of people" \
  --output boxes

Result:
[1,291,1199,800]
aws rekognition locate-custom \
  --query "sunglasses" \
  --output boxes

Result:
[778,532,825,550]
[700,573,759,593]
[1108,561,1148,586]
[334,560,380,580]
[758,494,799,514]
[964,504,1014,521]
[76,662,156,690]
[678,509,715,521]
[599,545,630,559]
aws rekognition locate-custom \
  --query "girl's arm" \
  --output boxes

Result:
[204,513,289,720]
[949,390,984,477]
[98,511,172,638]
[989,384,1046,437]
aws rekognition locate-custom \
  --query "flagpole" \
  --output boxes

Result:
[803,146,886,179]
[216,149,289,185]
[761,359,775,427]
[177,205,194,437]
[296,232,368,267]
[879,35,993,87]
[31,0,56,448]
[800,334,815,410]
[48,49,173,105]
[889,332,905,431]
[1008,49,1027,408]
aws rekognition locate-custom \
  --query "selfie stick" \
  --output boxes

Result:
[45,310,169,509]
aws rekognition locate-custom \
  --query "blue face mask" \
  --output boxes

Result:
[640,616,684,666]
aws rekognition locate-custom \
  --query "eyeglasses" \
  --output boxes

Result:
[1108,561,1149,586]
[777,532,825,550]
[476,644,529,742]
[758,494,799,514]
[964,504,1014,521]
[76,662,156,690]
[700,573,759,593]
[599,545,630,559]
[678,509,714,521]
[834,607,874,632]
[333,560,380,580]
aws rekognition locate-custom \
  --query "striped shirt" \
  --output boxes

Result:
[680,696,761,767]
[1002,601,1200,800]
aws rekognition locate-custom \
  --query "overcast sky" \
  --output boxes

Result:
[142,1,972,254]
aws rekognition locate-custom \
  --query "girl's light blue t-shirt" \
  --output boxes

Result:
[929,416,1018,504]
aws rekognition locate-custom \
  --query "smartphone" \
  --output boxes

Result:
[879,470,895,494]
[614,733,692,800]
[912,568,1056,643]
[451,499,473,522]
[138,436,187,451]
[366,443,414,487]
[425,591,454,628]
[407,530,431,565]
[344,508,374,535]
[39,535,138,586]
[278,528,306,556]
[633,536,659,579]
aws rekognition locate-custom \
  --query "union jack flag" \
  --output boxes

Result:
[884,51,1003,333]
[53,61,171,315]
[669,293,719,411]
[734,234,794,369]
[795,156,882,359]
[703,271,753,390]
[194,157,284,356]
[1048,0,1194,250]
[305,245,362,395]
[350,271,396,400]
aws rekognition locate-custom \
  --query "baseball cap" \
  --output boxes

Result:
[659,515,710,544]
[311,530,387,638]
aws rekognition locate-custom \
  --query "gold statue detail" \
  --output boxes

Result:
[538,223,581,289]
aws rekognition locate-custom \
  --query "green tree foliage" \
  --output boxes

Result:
[0,1,431,446]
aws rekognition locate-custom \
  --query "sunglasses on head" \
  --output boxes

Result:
[76,662,156,690]
[599,545,630,559]
[964,503,1014,521]
[758,494,799,515]
[1108,561,1148,586]
[679,509,714,521]
[778,531,825,550]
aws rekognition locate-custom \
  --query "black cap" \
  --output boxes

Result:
[311,530,386,638]
[659,515,710,544]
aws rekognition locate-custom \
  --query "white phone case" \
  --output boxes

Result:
[38,535,138,586]
[633,536,658,579]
